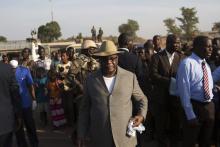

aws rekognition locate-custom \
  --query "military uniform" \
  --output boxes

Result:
[61,54,99,127]
[64,54,99,94]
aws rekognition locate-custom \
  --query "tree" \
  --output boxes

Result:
[0,36,7,42]
[37,21,62,42]
[118,19,139,37]
[76,33,83,43]
[76,33,83,39]
[163,18,182,36]
[212,22,220,32]
[177,7,199,41]
[163,7,199,41]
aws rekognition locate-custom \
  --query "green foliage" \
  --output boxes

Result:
[76,33,83,39]
[163,18,182,36]
[118,19,139,37]
[37,21,62,42]
[176,7,199,41]
[0,36,7,42]
[163,7,199,41]
[213,22,220,32]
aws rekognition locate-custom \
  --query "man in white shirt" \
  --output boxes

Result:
[77,40,147,147]
[150,34,184,147]
[56,49,72,75]
[56,49,73,126]
[34,46,52,71]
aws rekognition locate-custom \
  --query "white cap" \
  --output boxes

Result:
[10,60,18,68]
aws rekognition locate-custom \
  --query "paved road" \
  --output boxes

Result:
[35,126,157,147]
[11,123,158,147]
[12,126,74,147]
[11,124,215,147]
[37,126,73,147]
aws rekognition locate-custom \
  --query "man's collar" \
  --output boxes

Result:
[191,52,206,64]
[165,49,175,56]
[154,48,163,53]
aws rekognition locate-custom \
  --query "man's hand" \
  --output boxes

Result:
[187,118,199,128]
[131,115,144,127]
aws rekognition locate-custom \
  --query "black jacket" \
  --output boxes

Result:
[118,48,143,80]
[0,62,21,135]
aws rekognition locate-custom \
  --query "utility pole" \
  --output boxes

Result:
[49,0,54,22]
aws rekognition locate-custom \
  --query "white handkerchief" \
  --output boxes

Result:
[126,120,145,137]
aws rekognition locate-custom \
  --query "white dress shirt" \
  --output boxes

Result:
[103,76,116,93]
[165,50,175,65]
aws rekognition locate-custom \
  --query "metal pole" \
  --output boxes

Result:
[49,0,53,21]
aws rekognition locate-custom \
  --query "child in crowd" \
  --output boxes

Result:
[47,69,66,128]
[34,67,49,126]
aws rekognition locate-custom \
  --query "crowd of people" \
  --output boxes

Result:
[0,33,220,147]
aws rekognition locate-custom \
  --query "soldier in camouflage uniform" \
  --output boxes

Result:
[91,26,97,42]
[67,40,99,85]
[64,40,99,101]
[63,40,99,145]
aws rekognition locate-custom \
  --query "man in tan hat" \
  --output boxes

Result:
[77,40,148,147]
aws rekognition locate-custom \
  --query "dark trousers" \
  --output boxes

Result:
[182,100,215,147]
[15,107,39,147]
[153,96,183,147]
[62,91,75,126]
[0,132,12,147]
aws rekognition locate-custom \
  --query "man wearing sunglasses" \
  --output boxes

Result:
[77,40,147,147]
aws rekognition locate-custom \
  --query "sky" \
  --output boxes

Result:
[0,0,220,40]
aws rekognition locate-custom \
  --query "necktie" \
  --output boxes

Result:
[202,61,210,100]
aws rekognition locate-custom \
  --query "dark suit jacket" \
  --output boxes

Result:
[118,48,143,80]
[150,50,184,104]
[0,62,21,135]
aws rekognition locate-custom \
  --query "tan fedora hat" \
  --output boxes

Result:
[81,40,97,49]
[93,40,122,56]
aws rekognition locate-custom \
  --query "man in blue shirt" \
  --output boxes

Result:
[177,36,213,147]
[10,60,39,147]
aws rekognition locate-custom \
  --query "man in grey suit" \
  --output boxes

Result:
[77,40,148,147]
[0,61,21,147]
